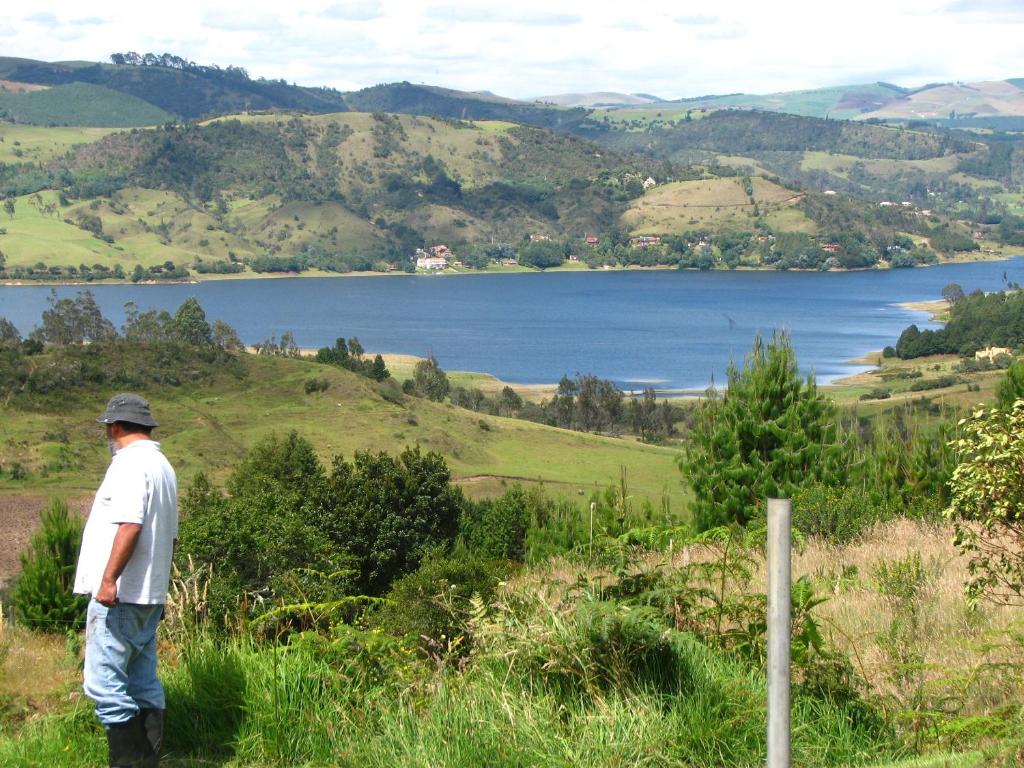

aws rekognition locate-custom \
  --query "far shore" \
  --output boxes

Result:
[2,249,1019,288]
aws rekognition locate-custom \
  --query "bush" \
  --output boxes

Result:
[11,499,88,632]
[460,486,530,561]
[859,388,891,400]
[908,375,959,392]
[792,484,884,544]
[304,377,329,394]
[946,401,1024,606]
[373,553,509,655]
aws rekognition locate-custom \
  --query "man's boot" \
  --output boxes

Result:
[106,715,153,768]
[138,708,165,766]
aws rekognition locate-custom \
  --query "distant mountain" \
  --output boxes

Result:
[532,92,664,107]
[0,56,588,131]
[858,79,1024,121]
[0,56,350,122]
[343,82,588,131]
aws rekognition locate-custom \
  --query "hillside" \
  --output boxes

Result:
[0,55,350,122]
[0,113,670,276]
[0,57,589,131]
[0,350,685,509]
[858,79,1024,121]
[0,82,174,127]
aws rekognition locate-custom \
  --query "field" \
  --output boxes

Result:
[0,353,687,512]
[800,151,962,178]
[0,122,115,164]
[827,350,1005,409]
[621,176,814,233]
[1,518,1018,767]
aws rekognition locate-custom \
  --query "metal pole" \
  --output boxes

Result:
[767,498,792,768]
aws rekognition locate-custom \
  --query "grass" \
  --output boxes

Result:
[800,151,960,178]
[0,123,115,164]
[0,82,173,128]
[826,352,1004,409]
[4,517,1020,766]
[0,354,687,511]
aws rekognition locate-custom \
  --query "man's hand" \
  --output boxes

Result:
[95,578,118,607]
[96,522,143,607]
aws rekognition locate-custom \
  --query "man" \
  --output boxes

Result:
[74,393,178,768]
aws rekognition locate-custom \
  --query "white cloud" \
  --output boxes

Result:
[0,0,1023,100]
[321,1,383,21]
[425,5,580,26]
[201,9,282,32]
[25,12,60,26]
[673,15,718,25]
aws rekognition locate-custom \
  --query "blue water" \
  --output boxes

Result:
[2,258,1022,390]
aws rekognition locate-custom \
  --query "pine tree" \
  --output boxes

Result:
[12,499,89,632]
[681,332,848,530]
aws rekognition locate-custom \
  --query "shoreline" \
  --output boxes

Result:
[2,251,1019,288]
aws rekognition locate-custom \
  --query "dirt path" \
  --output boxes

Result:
[0,494,91,590]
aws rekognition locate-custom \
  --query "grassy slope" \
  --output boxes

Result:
[0,122,114,163]
[1,113,634,271]
[0,83,173,127]
[621,176,813,233]
[0,354,687,510]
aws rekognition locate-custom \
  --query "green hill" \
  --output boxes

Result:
[345,82,589,132]
[0,82,174,127]
[0,56,350,121]
[0,57,589,130]
[0,350,685,510]
[0,113,672,276]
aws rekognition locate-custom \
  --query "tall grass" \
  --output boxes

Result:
[0,607,902,767]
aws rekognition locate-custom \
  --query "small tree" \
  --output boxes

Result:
[996,358,1024,411]
[681,332,847,530]
[946,400,1024,606]
[171,297,213,346]
[942,282,965,306]
[12,499,89,632]
[413,355,449,401]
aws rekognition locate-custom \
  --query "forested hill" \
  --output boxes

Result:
[0,56,349,122]
[579,110,976,161]
[0,56,585,130]
[344,83,588,132]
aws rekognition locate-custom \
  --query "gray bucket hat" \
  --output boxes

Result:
[96,393,159,428]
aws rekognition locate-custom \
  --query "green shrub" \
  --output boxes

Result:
[859,388,891,400]
[11,499,88,632]
[792,483,884,543]
[460,486,529,561]
[374,553,509,655]
[303,377,329,394]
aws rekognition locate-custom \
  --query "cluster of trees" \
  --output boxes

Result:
[315,337,390,382]
[895,287,1024,358]
[177,433,530,627]
[0,292,243,399]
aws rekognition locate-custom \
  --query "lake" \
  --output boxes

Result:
[2,258,1022,391]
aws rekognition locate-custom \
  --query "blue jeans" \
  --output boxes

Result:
[84,599,165,725]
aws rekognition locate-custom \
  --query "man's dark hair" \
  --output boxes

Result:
[114,421,154,436]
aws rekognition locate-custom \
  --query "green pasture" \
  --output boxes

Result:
[0,122,115,164]
[0,354,688,511]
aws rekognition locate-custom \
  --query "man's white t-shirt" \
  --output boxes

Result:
[74,439,179,604]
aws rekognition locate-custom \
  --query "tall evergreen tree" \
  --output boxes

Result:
[681,332,847,529]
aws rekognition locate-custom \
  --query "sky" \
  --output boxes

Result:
[3,0,1024,100]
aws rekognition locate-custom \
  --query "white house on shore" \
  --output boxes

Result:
[415,245,451,270]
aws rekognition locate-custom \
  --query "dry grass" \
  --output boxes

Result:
[514,519,1024,716]
[0,622,82,724]
[789,520,1022,710]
